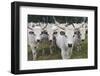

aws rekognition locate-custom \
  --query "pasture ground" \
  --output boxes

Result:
[28,35,88,61]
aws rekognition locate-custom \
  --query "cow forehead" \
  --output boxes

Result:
[52,25,58,30]
[66,25,74,31]
[47,25,57,31]
[65,29,74,36]
[80,27,85,31]
[33,26,41,30]
[66,24,74,29]
[57,28,64,32]
[33,26,42,33]
[74,24,81,28]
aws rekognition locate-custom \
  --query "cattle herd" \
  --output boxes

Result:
[27,16,88,60]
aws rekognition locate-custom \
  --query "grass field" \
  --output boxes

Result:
[28,35,88,61]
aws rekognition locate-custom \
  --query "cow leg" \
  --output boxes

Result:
[42,49,45,55]
[32,50,37,60]
[76,42,81,52]
[78,44,81,51]
[61,49,70,59]
[30,44,37,60]
[77,46,79,51]
[50,45,53,54]
[68,48,72,58]
[79,42,83,51]
[61,50,65,59]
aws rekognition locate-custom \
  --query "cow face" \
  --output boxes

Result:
[74,22,87,41]
[64,26,75,48]
[65,30,75,47]
[32,26,43,42]
[47,30,54,42]
[46,24,58,42]
[28,22,48,43]
[79,27,86,41]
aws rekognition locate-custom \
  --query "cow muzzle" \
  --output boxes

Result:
[81,39,84,41]
[37,39,40,42]
[68,44,72,47]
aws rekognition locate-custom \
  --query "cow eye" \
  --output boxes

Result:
[41,31,48,35]
[65,35,67,38]
[32,25,35,27]
[60,31,65,35]
[29,31,34,35]
[45,32,48,35]
[41,31,44,34]
[74,32,76,34]
[73,35,75,37]
[53,32,57,34]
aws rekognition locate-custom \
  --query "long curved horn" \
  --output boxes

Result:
[28,26,33,30]
[37,19,41,26]
[53,16,59,24]
[82,23,84,27]
[42,17,46,25]
[65,23,70,27]
[65,17,70,27]
[65,17,68,24]
[42,17,46,26]
[72,23,75,28]
[28,22,34,30]
[42,23,48,30]
[56,25,65,30]
[53,16,65,30]
[83,17,86,22]
[41,17,48,30]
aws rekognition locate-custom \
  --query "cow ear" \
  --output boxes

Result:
[32,25,35,27]
[29,22,35,27]
[65,24,68,27]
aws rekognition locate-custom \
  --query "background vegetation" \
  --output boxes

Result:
[28,15,88,24]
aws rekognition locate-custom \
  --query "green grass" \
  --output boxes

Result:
[28,36,88,61]
[71,38,88,59]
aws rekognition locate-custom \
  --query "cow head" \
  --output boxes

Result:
[63,25,75,48]
[56,24,76,48]
[28,22,47,43]
[32,26,42,42]
[79,27,86,41]
[45,23,58,42]
[73,22,87,41]
[79,22,87,41]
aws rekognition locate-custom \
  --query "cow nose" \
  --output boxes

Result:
[49,40,52,42]
[37,40,40,42]
[86,30,88,34]
[68,44,72,47]
[82,39,84,41]
[34,46,37,49]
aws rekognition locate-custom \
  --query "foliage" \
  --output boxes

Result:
[28,15,88,24]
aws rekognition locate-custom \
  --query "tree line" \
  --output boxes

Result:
[28,15,88,24]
